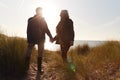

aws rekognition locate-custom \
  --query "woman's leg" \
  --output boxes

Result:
[60,44,71,62]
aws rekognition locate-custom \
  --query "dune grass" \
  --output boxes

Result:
[0,33,120,80]
[43,50,78,80]
[44,41,120,80]
[84,41,120,79]
[0,34,28,78]
[69,41,120,80]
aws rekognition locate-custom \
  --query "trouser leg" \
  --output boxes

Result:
[37,41,44,72]
[37,57,42,71]
[60,44,70,62]
[25,43,35,70]
[26,43,35,57]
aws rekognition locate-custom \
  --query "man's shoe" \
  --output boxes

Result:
[37,57,44,74]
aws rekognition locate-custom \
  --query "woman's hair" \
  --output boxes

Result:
[60,10,69,19]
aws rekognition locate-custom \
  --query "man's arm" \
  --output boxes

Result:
[42,18,53,41]
[69,19,75,45]
[27,17,33,38]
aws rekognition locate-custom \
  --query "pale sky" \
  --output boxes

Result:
[0,0,120,41]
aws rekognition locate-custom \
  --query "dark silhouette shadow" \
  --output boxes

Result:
[35,71,42,80]
[25,7,53,74]
[53,10,75,62]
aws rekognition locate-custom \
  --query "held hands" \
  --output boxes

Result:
[50,38,55,43]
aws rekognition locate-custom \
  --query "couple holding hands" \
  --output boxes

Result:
[25,7,74,73]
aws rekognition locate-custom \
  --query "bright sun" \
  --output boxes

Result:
[42,4,57,22]
[34,1,58,23]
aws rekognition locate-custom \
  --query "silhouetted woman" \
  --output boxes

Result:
[54,10,74,62]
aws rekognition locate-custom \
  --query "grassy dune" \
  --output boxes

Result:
[0,34,27,78]
[42,41,120,80]
[69,41,120,79]
[0,33,120,80]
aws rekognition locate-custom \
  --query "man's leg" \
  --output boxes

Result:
[61,44,71,62]
[26,43,35,57]
[37,41,44,72]
[25,43,35,70]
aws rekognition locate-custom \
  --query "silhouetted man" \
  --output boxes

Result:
[54,10,74,62]
[25,7,53,73]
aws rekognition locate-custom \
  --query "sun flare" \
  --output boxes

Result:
[33,1,58,23]
[42,4,57,22]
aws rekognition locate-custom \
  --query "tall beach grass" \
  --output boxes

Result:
[47,41,120,80]
[0,32,120,80]
[0,34,28,78]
